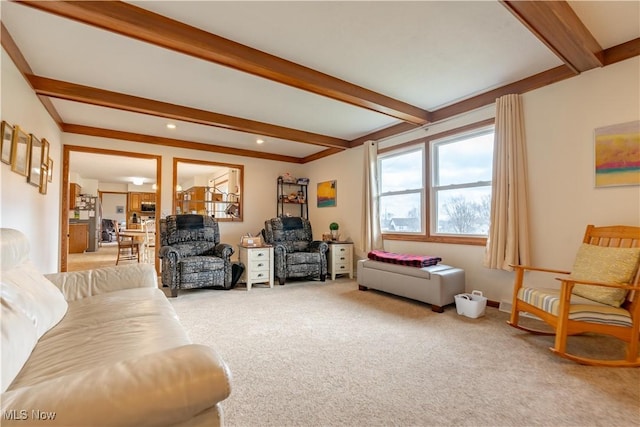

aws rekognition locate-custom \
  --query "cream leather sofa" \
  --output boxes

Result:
[0,228,232,426]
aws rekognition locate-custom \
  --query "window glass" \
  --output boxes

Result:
[432,129,494,236]
[379,147,424,233]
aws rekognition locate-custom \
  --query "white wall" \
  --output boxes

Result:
[101,193,127,225]
[307,57,640,303]
[0,49,62,273]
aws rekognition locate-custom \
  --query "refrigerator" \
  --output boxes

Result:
[75,194,101,252]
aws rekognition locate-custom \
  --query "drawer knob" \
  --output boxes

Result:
[257,263,264,267]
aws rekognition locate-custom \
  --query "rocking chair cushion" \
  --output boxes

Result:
[570,243,640,307]
[518,287,632,327]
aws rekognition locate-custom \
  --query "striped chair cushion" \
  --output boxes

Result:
[518,287,632,327]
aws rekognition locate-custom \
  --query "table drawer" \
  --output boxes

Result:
[332,263,351,274]
[249,248,270,261]
[249,270,270,281]
[250,259,270,271]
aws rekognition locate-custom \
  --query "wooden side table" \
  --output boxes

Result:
[238,245,274,290]
[327,241,354,280]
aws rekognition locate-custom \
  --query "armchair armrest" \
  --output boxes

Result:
[0,345,231,427]
[213,243,234,260]
[45,264,157,302]
[309,240,329,254]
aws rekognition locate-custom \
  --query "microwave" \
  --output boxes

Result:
[141,202,155,212]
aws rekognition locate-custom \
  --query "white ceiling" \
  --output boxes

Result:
[2,1,639,185]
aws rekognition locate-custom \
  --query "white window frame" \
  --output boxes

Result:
[378,145,425,235]
[430,127,494,238]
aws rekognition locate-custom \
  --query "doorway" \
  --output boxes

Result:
[61,145,161,272]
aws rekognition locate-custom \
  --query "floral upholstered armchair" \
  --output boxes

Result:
[263,216,329,285]
[159,215,234,297]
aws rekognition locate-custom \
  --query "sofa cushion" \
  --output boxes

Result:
[8,287,189,390]
[1,261,68,392]
[570,243,640,307]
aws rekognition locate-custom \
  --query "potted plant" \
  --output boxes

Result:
[329,222,339,241]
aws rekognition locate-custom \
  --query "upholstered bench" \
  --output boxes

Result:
[357,259,465,312]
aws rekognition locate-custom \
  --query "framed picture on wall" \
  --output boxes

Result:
[594,120,640,188]
[1,121,14,164]
[39,162,48,195]
[10,125,30,176]
[27,134,42,187]
[317,180,337,207]
[47,158,53,182]
[41,138,49,166]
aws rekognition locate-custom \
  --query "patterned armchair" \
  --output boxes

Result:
[159,215,234,297]
[263,217,329,285]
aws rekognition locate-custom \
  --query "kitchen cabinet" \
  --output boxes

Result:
[69,223,88,253]
[129,192,142,211]
[69,183,81,209]
[129,192,156,212]
[176,187,235,217]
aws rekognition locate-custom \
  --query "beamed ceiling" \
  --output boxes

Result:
[1,1,639,179]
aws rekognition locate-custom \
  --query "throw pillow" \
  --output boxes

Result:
[570,243,640,307]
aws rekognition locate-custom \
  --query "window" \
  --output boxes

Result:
[379,146,424,233]
[377,121,495,243]
[431,128,494,236]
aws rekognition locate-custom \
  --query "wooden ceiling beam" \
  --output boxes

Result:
[62,124,304,164]
[19,0,431,125]
[501,1,603,73]
[29,75,350,150]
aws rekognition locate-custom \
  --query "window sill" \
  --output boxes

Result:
[382,233,487,246]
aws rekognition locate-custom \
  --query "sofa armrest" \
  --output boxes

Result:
[45,264,157,302]
[0,344,231,427]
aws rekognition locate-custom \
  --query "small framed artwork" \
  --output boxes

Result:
[27,134,42,187]
[41,138,49,166]
[594,120,640,188]
[317,180,337,207]
[47,158,53,182]
[1,121,14,164]
[10,125,30,176]
[39,163,48,195]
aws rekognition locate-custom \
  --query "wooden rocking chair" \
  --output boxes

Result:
[508,225,640,367]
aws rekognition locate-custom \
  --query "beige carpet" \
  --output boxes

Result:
[169,279,640,427]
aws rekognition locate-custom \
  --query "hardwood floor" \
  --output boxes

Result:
[67,242,141,271]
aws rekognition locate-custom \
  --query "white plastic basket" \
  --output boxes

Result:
[454,290,487,318]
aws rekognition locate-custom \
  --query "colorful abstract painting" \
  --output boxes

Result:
[594,120,640,188]
[317,180,337,207]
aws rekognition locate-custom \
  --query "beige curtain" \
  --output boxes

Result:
[484,94,531,270]
[361,140,383,255]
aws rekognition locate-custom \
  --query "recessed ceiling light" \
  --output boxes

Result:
[132,178,144,185]
[166,123,177,129]
[256,139,264,144]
